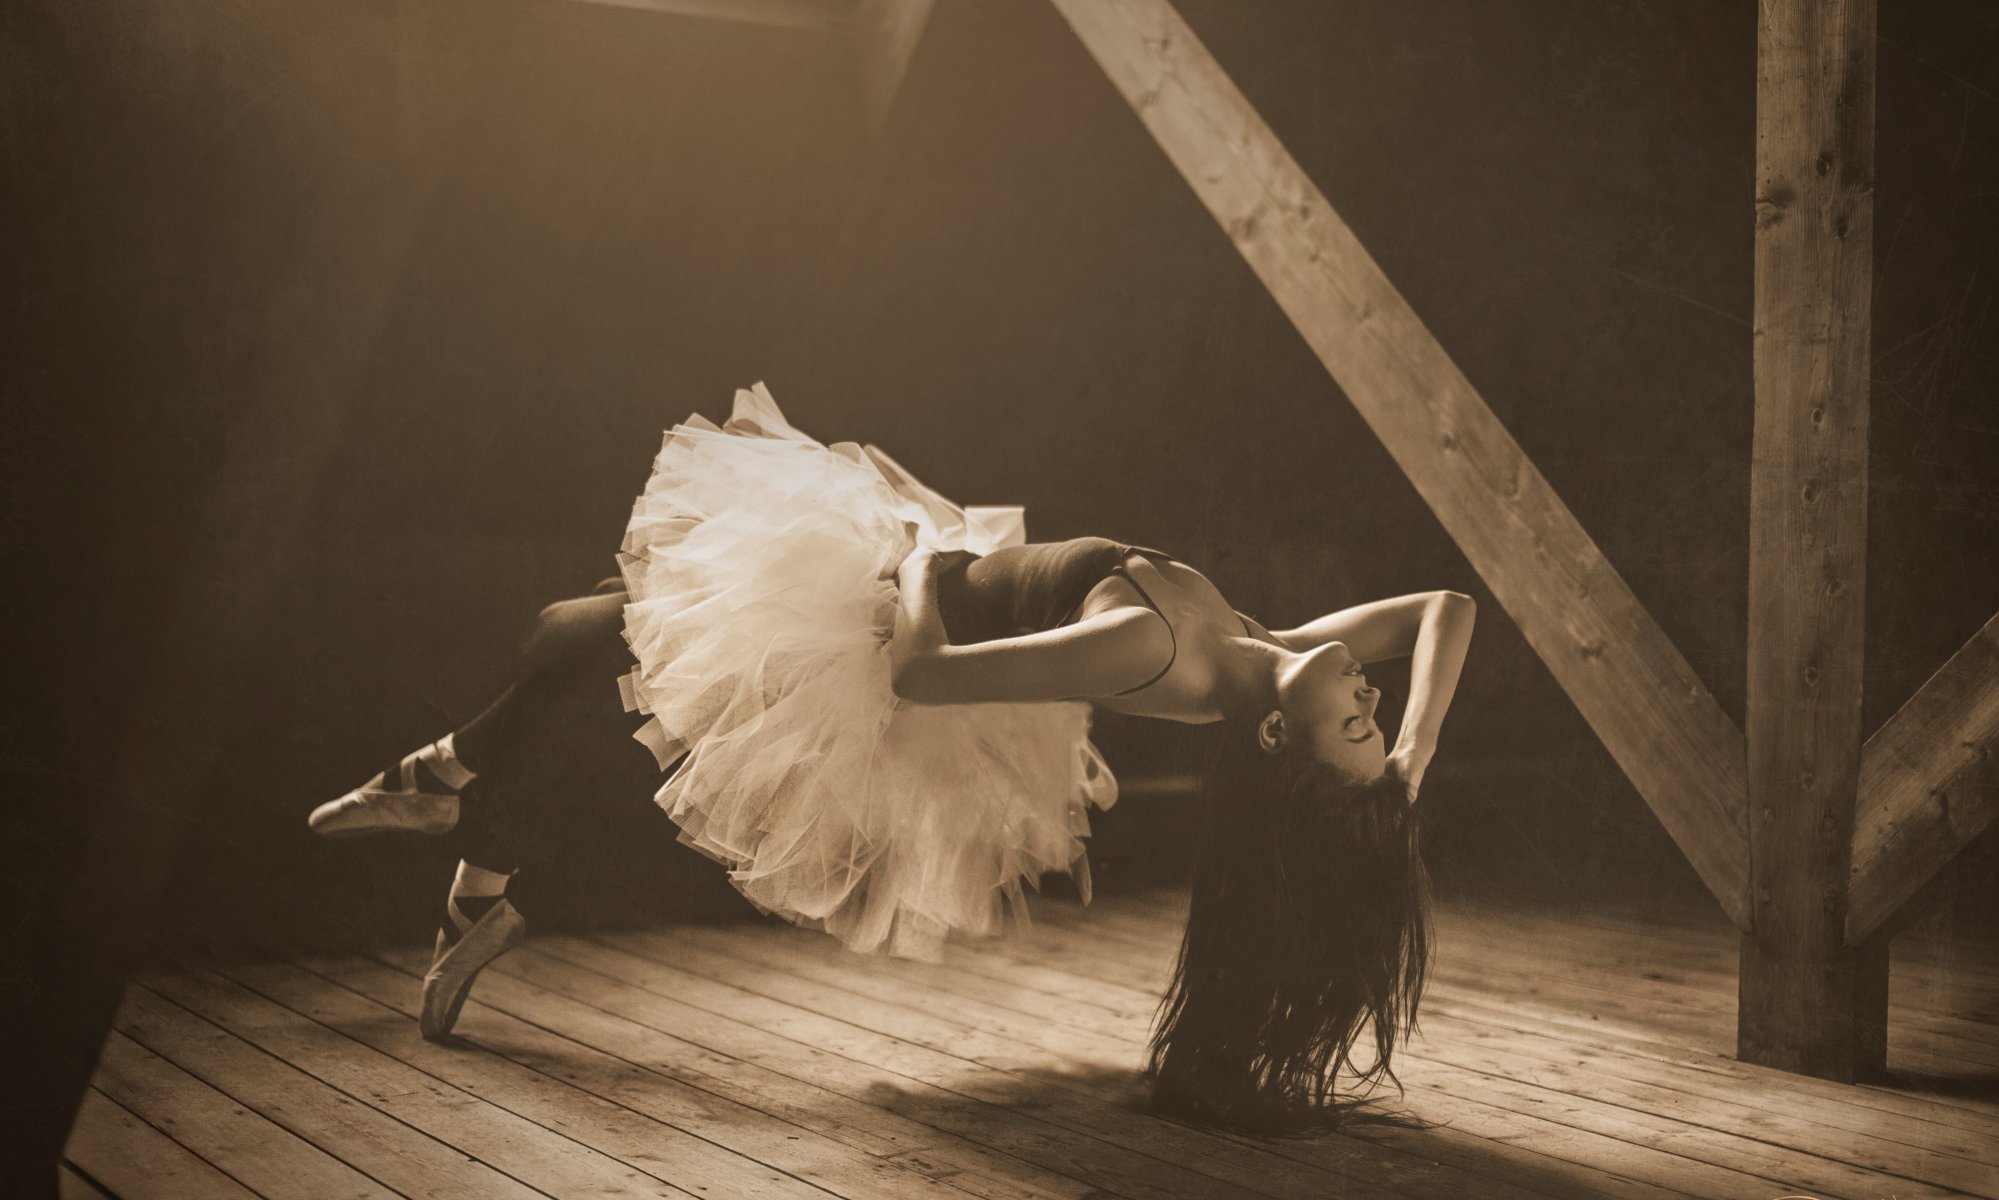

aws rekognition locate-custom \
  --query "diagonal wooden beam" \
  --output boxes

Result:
[1848,611,1999,944]
[1049,0,1750,928]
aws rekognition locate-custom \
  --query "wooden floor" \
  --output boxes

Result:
[64,891,1999,1199]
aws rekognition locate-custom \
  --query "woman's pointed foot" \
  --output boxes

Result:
[419,895,524,1041]
[309,738,470,837]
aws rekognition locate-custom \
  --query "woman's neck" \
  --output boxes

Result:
[1214,635,1286,717]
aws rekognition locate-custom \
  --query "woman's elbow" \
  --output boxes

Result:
[1435,590,1476,622]
[889,657,924,702]
[890,654,945,704]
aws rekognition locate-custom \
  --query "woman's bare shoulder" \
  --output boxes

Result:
[1119,555,1264,638]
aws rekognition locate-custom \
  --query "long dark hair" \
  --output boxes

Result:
[1146,719,1432,1131]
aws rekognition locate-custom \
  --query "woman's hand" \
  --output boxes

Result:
[1385,591,1474,804]
[879,522,924,580]
[894,545,940,591]
[887,547,949,690]
[1385,745,1426,801]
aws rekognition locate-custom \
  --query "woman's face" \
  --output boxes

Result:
[1274,641,1387,782]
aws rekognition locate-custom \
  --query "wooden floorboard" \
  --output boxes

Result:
[69,891,1999,1200]
[654,925,1683,1200]
[215,960,837,1200]
[601,927,1585,1200]
[498,935,1278,1200]
[57,1161,118,1200]
[1085,894,1999,1082]
[681,920,1996,1198]
[682,917,1971,1200]
[376,947,1107,1200]
[1079,896,1999,1132]
[278,954,1025,1200]
[670,927,1710,1199]
[64,1089,259,1200]
[1423,993,1999,1168]
[102,985,546,1200]
[89,1029,394,1200]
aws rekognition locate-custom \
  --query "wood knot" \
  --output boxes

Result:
[1802,665,1820,686]
[1439,431,1457,453]
[1579,639,1606,661]
[1753,184,1794,229]
[1800,481,1820,503]
[1815,152,1832,177]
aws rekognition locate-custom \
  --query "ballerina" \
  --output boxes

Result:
[308,385,1474,1129]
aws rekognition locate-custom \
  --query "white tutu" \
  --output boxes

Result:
[617,385,1117,958]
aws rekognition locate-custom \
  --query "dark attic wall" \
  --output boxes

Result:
[6,0,871,955]
[1863,3,1999,936]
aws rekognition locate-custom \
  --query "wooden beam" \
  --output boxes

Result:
[852,0,937,134]
[556,0,850,34]
[1737,0,1879,1081]
[1048,0,1751,927]
[1847,611,1999,943]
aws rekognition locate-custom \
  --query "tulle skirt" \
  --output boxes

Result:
[617,385,1117,959]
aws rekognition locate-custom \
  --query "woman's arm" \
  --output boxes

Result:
[1273,590,1468,663]
[1274,590,1474,792]
[1383,593,1475,794]
[887,549,1174,705]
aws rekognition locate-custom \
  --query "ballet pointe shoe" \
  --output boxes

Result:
[420,897,525,1041]
[309,749,463,838]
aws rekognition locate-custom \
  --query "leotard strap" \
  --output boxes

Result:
[1107,552,1177,697]
[1059,544,1256,699]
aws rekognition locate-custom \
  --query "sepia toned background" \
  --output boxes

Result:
[7,3,1998,1178]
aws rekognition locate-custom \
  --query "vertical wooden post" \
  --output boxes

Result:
[1739,0,1882,1080]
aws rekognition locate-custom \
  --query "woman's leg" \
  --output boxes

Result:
[452,581,632,771]
[305,579,646,1038]
[414,585,650,1039]
[440,595,642,871]
[420,601,654,1038]
[420,856,523,1040]
[308,580,633,838]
